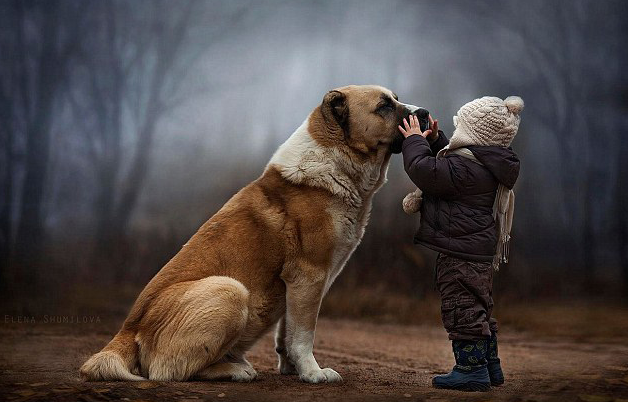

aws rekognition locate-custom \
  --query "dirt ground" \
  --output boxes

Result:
[1,317,628,402]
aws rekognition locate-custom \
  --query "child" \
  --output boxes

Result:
[397,96,523,391]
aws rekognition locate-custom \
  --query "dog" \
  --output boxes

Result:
[80,85,424,383]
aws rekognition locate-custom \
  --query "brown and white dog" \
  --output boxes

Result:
[80,85,423,384]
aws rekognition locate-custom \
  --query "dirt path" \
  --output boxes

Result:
[1,318,627,401]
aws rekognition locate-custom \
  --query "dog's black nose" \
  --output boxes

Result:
[413,108,429,119]
[410,108,430,131]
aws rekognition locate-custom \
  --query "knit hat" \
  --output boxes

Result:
[438,96,524,155]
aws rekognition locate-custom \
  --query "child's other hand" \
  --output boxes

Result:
[426,115,439,142]
[398,115,437,139]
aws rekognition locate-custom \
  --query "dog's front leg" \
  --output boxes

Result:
[282,267,342,383]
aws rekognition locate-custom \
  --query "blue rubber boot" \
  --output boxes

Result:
[487,332,504,386]
[432,339,491,392]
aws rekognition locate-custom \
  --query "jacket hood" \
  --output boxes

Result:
[467,146,520,189]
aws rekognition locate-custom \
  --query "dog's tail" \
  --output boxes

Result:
[80,329,145,381]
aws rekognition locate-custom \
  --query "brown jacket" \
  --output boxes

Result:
[401,132,520,261]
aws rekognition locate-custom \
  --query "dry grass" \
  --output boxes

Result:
[321,287,628,342]
[4,281,628,343]
[494,299,628,342]
[320,287,443,326]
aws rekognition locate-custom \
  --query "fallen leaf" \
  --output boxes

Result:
[28,382,49,387]
[136,382,160,389]
[52,387,76,393]
[13,390,36,397]
[578,395,613,402]
[403,394,412,398]
[217,393,226,398]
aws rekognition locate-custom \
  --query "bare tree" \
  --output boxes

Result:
[448,0,624,284]
[65,0,254,279]
[0,0,84,282]
[614,117,628,296]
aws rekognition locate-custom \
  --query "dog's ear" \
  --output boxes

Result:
[322,90,349,132]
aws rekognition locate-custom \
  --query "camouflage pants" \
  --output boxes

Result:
[435,253,498,340]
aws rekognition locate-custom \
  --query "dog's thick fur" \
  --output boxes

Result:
[80,85,418,383]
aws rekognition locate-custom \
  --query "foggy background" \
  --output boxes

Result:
[2,0,628,317]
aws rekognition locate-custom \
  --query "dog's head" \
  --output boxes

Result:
[317,85,428,155]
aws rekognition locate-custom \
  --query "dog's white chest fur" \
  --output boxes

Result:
[268,116,389,293]
[323,200,370,292]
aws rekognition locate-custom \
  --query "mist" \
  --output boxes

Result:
[2,0,628,302]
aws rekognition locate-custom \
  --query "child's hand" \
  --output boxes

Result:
[398,115,438,139]
[426,115,439,142]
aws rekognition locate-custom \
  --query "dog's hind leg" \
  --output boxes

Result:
[275,315,297,375]
[194,359,257,382]
[137,276,250,381]
[194,346,257,382]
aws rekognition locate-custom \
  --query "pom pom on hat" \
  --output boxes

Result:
[402,188,423,214]
[504,96,524,115]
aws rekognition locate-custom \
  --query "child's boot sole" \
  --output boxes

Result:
[432,379,491,392]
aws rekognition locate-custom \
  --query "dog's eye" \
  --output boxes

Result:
[377,103,394,113]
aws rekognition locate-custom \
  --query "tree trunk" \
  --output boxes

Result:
[616,121,628,299]
[619,214,628,299]
[93,162,120,263]
[107,109,160,283]
[0,125,12,285]
[581,170,596,291]
[13,3,61,278]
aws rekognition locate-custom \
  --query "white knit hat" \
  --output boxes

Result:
[443,96,524,152]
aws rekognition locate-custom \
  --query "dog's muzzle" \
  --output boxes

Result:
[390,104,430,154]
[411,107,430,132]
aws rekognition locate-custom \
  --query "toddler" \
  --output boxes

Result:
[398,96,523,391]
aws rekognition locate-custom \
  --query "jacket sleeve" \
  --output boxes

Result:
[428,130,449,154]
[401,135,459,197]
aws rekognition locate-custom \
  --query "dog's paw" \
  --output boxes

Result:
[299,367,343,383]
[278,357,298,375]
[231,365,257,382]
